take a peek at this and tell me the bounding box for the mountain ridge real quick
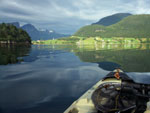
[7,22,70,40]
[92,13,132,26]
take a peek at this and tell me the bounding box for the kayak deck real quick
[64,78,121,113]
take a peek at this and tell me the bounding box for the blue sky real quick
[0,0,150,34]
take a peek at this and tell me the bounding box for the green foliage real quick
[0,23,31,43]
[74,25,108,37]
[74,15,150,38]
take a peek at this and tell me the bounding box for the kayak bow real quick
[64,69,150,113]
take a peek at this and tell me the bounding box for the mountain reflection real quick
[0,44,31,65]
[1,44,150,72]
[73,44,150,72]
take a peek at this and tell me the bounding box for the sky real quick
[0,0,150,34]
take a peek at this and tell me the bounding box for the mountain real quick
[74,14,150,38]
[21,24,70,40]
[8,22,70,40]
[21,24,40,40]
[0,23,31,43]
[22,24,38,32]
[92,13,132,26]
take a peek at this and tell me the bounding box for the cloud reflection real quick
[0,56,107,112]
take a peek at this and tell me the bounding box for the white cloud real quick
[135,0,150,14]
[0,0,150,34]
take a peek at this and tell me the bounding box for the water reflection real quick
[0,44,150,113]
[97,62,121,71]
[1,66,104,113]
[73,44,150,72]
[0,44,31,65]
[0,45,108,113]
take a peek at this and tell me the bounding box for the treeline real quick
[74,15,150,39]
[0,23,31,43]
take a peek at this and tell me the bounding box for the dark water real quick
[0,44,150,113]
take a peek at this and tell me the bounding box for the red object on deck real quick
[114,69,120,79]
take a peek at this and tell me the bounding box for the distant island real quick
[0,23,31,44]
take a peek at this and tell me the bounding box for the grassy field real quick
[32,36,149,45]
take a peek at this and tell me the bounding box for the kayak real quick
[64,69,150,113]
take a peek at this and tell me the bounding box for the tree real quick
[0,23,31,43]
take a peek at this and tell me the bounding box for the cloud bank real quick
[0,0,150,34]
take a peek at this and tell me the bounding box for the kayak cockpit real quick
[64,69,150,113]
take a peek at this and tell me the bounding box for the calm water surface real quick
[0,44,150,113]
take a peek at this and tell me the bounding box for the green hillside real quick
[0,23,31,44]
[74,14,150,39]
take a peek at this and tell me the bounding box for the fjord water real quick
[0,44,150,113]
